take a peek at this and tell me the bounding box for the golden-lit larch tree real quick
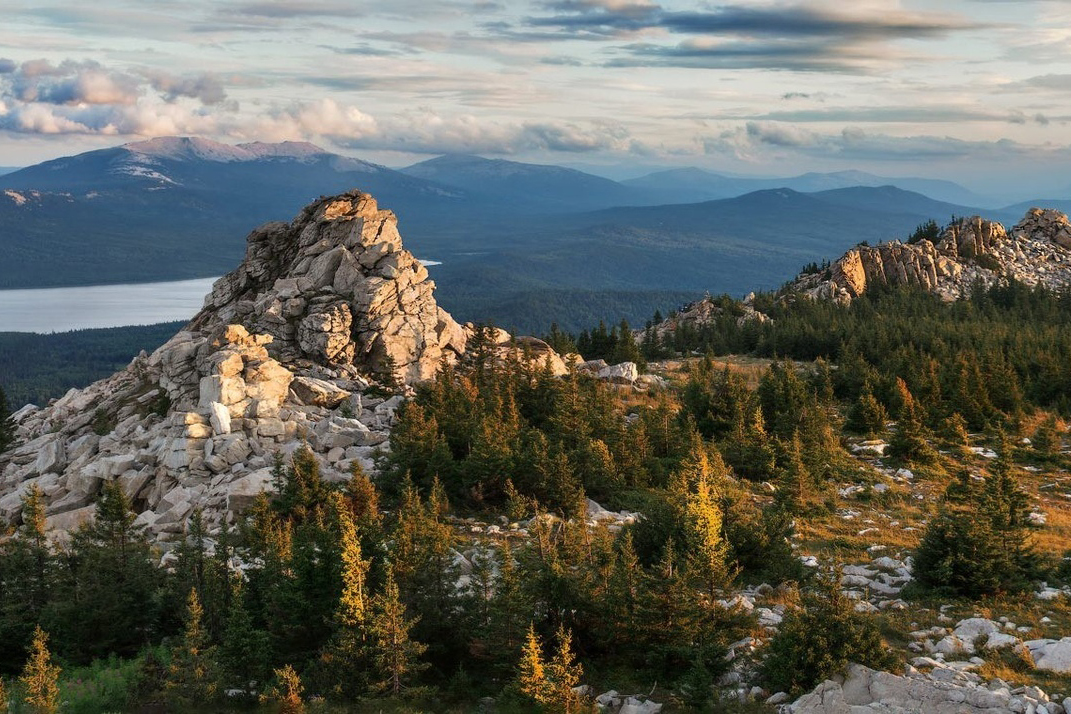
[20,626,60,714]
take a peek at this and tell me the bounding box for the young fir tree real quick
[0,386,15,455]
[889,378,937,464]
[165,588,217,707]
[845,383,888,437]
[762,575,894,695]
[370,565,428,697]
[915,440,1037,597]
[775,431,810,513]
[1032,415,1062,461]
[20,626,60,714]
[217,582,270,697]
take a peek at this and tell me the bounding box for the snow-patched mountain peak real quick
[122,137,333,163]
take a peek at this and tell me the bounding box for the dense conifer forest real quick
[0,281,1069,712]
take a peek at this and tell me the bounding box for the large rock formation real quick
[792,209,1071,303]
[0,191,469,542]
[188,191,466,383]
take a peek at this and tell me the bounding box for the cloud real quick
[0,59,16,74]
[141,70,229,105]
[703,121,1071,163]
[528,2,982,38]
[608,38,907,72]
[6,60,142,106]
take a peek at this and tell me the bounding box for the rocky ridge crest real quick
[0,191,470,541]
[793,208,1071,303]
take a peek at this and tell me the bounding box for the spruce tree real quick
[845,383,887,437]
[889,378,937,464]
[775,431,809,513]
[1032,415,1061,461]
[19,626,60,714]
[217,583,270,697]
[50,480,162,661]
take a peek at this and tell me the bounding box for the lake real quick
[0,260,441,333]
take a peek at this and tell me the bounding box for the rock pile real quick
[790,209,1071,304]
[787,663,1069,714]
[0,191,473,542]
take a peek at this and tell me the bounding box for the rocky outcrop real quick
[188,191,466,383]
[791,209,1071,304]
[0,191,474,543]
[787,663,1068,714]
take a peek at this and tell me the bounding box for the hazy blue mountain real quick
[0,138,1017,333]
[624,167,993,207]
[0,167,18,176]
[400,153,642,212]
[0,137,469,288]
[433,187,982,331]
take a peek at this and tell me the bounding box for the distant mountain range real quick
[0,136,1052,331]
[622,167,993,207]
[0,167,18,176]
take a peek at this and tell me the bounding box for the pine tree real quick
[370,566,428,696]
[165,588,217,706]
[20,626,60,714]
[0,386,16,455]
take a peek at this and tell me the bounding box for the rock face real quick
[791,209,1071,303]
[189,191,466,383]
[788,663,1063,714]
[0,191,469,542]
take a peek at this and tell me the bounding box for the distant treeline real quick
[0,322,183,407]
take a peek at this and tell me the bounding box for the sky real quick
[2,0,1071,196]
